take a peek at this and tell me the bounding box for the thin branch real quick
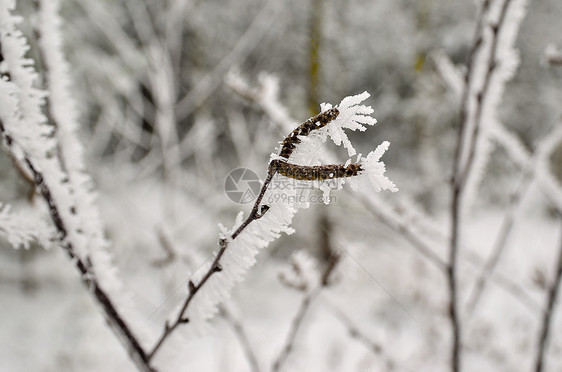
[272,288,321,372]
[228,69,540,314]
[175,0,280,121]
[534,219,562,372]
[272,253,340,372]
[465,169,532,315]
[147,103,342,360]
[332,309,414,372]
[147,167,276,361]
[457,0,513,188]
[359,194,448,272]
[447,188,462,372]
[449,2,512,371]
[454,0,492,186]
[333,309,384,354]
[491,271,542,315]
[219,306,261,372]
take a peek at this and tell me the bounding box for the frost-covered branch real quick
[491,120,562,212]
[0,125,153,371]
[147,168,276,361]
[226,72,294,132]
[148,92,397,362]
[230,70,542,327]
[0,2,152,371]
[449,1,528,370]
[465,121,562,315]
[175,0,281,121]
[227,72,451,272]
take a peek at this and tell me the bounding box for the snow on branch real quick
[149,92,397,360]
[36,0,118,280]
[1,2,152,370]
[448,1,529,370]
[0,203,52,249]
[457,0,529,209]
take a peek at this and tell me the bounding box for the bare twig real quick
[175,0,280,121]
[334,309,384,354]
[447,197,462,372]
[332,309,414,372]
[360,194,448,271]
[534,219,562,372]
[272,253,340,372]
[219,305,261,372]
[465,169,532,315]
[272,288,321,372]
[465,117,562,316]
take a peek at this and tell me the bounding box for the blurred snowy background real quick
[1,0,562,371]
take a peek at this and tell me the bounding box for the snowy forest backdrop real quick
[1,0,562,371]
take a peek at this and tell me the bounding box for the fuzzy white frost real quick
[320,91,377,157]
[182,91,396,335]
[349,141,398,193]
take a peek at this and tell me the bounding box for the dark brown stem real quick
[2,35,152,370]
[147,166,277,361]
[448,185,462,372]
[534,219,562,372]
[272,160,361,181]
[279,108,339,160]
[449,2,509,371]
[25,159,154,371]
[454,0,491,185]
[148,105,347,360]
